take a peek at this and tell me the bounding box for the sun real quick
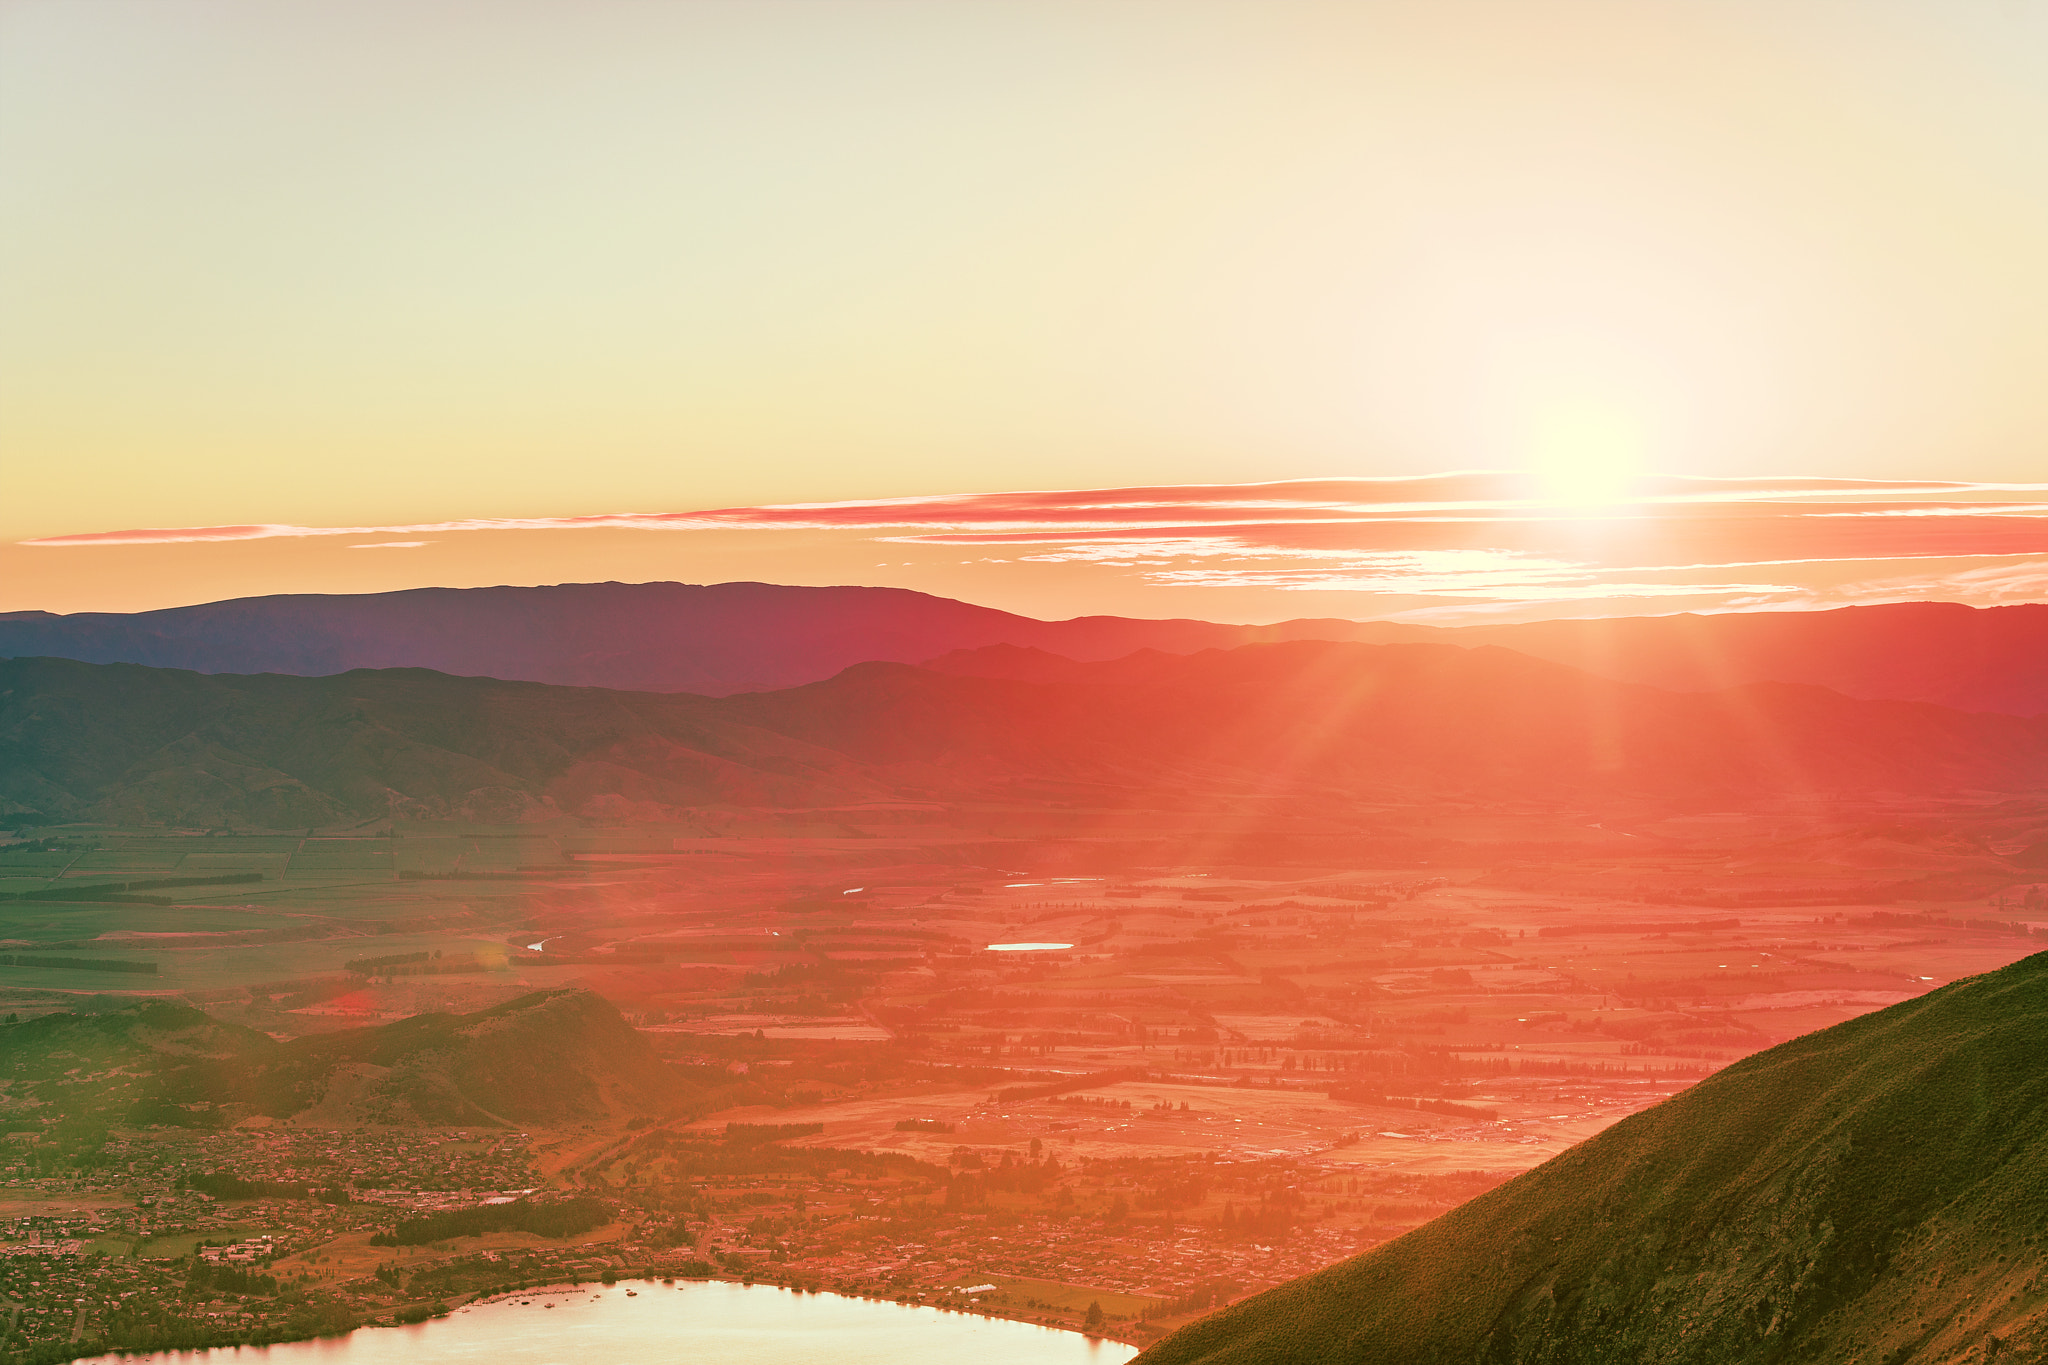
[1527,398,1645,505]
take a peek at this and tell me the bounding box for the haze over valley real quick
[11,1,2048,1360]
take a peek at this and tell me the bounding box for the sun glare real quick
[1528,398,1645,506]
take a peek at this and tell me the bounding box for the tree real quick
[1084,1301,1104,1331]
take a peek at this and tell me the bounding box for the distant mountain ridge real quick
[0,581,1403,696]
[4,644,2045,829]
[1137,949,2048,1365]
[1449,599,2048,717]
[5,582,2045,713]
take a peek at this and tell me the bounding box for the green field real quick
[0,830,587,895]
[0,935,553,993]
[138,1225,282,1260]
[0,826,598,992]
[0,903,280,940]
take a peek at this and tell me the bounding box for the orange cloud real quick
[17,474,2048,623]
[23,474,2048,546]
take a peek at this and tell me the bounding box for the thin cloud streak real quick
[22,474,2048,547]
[17,474,2048,621]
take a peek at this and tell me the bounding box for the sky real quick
[4,0,2047,623]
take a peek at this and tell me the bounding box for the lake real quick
[79,1280,1144,1365]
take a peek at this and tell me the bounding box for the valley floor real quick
[1,792,2044,1359]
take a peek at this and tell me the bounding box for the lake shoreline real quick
[75,1276,1142,1365]
[60,1268,1153,1365]
[466,1271,1159,1349]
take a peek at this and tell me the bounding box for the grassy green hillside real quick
[1139,950,2048,1365]
[208,986,696,1125]
[0,988,695,1133]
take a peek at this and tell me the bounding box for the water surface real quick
[83,1280,1141,1365]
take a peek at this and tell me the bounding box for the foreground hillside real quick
[5,641,2048,825]
[0,988,693,1128]
[1139,949,2048,1365]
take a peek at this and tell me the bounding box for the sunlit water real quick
[80,1280,1142,1365]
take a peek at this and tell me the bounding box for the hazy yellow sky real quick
[6,0,2048,617]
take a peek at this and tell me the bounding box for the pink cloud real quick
[19,474,2048,617]
[24,474,2048,548]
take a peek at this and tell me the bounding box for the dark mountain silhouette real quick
[1136,949,2048,1365]
[0,988,691,1129]
[0,581,1403,696]
[5,643,2047,828]
[4,583,2047,713]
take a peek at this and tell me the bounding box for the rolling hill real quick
[3,642,2048,829]
[0,655,881,827]
[736,644,2048,801]
[1137,949,2048,1365]
[0,988,693,1130]
[198,987,694,1126]
[1445,600,2048,718]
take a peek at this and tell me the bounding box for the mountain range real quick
[1138,948,2048,1365]
[5,641,2046,829]
[4,582,2045,714]
[0,582,1392,697]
